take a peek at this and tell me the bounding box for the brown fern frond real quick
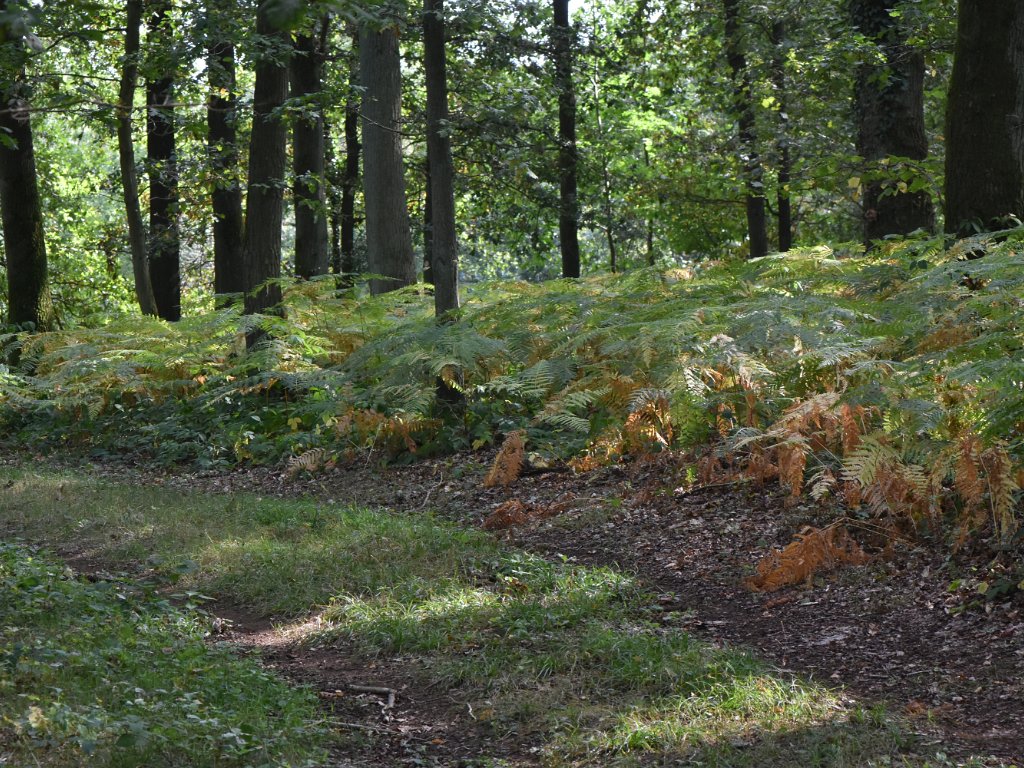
[777,437,809,498]
[481,499,531,530]
[483,430,526,487]
[285,447,330,479]
[745,525,869,592]
[980,445,1019,544]
[955,434,984,516]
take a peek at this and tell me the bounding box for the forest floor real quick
[2,449,1023,766]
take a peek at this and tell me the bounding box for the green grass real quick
[0,541,325,767]
[0,466,1012,767]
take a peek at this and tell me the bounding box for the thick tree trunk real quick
[118,0,158,316]
[770,21,792,252]
[291,25,330,279]
[0,2,53,331]
[945,2,1024,236]
[360,17,415,295]
[553,0,580,278]
[723,0,768,259]
[207,32,244,304]
[851,0,934,242]
[243,1,290,323]
[424,0,459,317]
[146,0,180,320]
[340,34,360,281]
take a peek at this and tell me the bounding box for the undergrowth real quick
[0,541,325,767]
[1,230,1023,549]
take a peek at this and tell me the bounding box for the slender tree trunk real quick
[360,15,415,294]
[424,0,459,316]
[340,32,360,281]
[945,1,1024,236]
[590,73,617,272]
[553,0,580,277]
[0,1,53,331]
[118,0,158,316]
[146,0,180,320]
[243,1,290,326]
[423,156,433,285]
[643,142,656,266]
[324,118,343,275]
[723,0,768,259]
[770,21,792,252]
[851,0,934,242]
[291,23,329,279]
[207,30,244,304]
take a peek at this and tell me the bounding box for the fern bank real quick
[1,232,1022,544]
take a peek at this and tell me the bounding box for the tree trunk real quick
[553,0,580,277]
[0,1,53,331]
[340,30,360,282]
[118,0,158,316]
[770,20,792,252]
[423,156,433,285]
[360,16,415,295]
[424,0,459,317]
[945,1,1024,236]
[723,0,768,259]
[146,0,180,320]
[324,118,343,276]
[851,0,934,242]
[243,1,290,324]
[291,24,329,279]
[207,30,244,304]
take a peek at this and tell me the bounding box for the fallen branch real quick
[348,683,396,709]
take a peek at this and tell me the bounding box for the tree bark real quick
[360,15,415,295]
[723,0,768,259]
[291,24,330,279]
[0,0,53,331]
[945,1,1024,236]
[770,20,792,252]
[242,1,290,324]
[118,0,158,316]
[424,0,459,317]
[146,0,180,320]
[340,31,360,282]
[553,0,580,277]
[851,0,934,242]
[207,29,244,304]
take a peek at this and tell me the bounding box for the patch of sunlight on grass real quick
[0,466,979,767]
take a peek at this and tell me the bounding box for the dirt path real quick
[18,451,1024,762]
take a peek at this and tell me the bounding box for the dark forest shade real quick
[146,0,180,321]
[117,0,157,317]
[553,0,580,278]
[242,1,290,321]
[723,0,768,259]
[424,0,459,317]
[850,0,933,243]
[291,27,329,280]
[0,0,53,331]
[207,34,244,303]
[945,1,1024,236]
[360,17,415,295]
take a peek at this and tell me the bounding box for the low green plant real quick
[0,541,325,767]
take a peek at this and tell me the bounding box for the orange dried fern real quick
[483,430,526,487]
[746,524,869,592]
